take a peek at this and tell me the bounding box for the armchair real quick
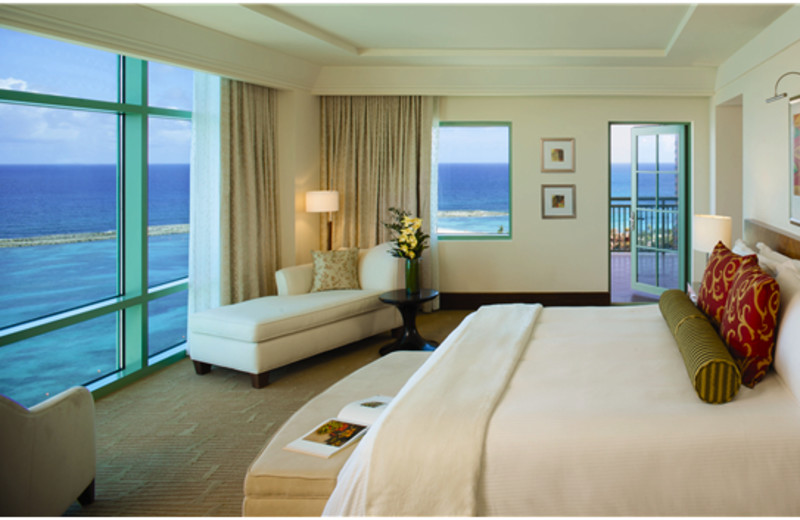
[0,386,96,516]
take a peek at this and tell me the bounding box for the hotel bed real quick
[323,220,800,516]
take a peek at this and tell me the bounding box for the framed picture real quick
[791,96,800,227]
[542,184,576,219]
[541,138,575,173]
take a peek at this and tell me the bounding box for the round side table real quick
[378,289,439,356]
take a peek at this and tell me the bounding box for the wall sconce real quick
[765,71,800,103]
[306,190,339,250]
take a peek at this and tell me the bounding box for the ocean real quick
[0,163,189,238]
[0,163,189,406]
[438,162,510,234]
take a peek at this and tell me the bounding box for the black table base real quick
[378,289,439,356]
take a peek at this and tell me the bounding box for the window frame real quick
[436,121,513,241]
[0,40,192,402]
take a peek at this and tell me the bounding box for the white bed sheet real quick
[479,304,800,516]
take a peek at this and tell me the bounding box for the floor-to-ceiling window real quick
[0,27,192,406]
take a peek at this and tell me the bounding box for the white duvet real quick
[326,304,800,516]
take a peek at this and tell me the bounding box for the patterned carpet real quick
[66,310,468,517]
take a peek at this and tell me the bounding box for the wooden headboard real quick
[744,219,800,261]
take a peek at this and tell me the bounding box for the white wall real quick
[713,98,743,242]
[713,7,800,239]
[437,95,710,294]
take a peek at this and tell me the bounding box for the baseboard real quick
[439,291,611,310]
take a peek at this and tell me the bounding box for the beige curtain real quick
[320,96,434,250]
[219,79,280,304]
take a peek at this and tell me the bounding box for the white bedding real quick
[324,304,540,516]
[326,304,800,516]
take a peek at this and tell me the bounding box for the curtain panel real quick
[320,95,438,306]
[220,79,281,304]
[320,96,434,249]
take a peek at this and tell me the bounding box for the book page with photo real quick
[284,395,392,458]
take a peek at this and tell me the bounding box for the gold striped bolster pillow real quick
[659,290,741,404]
[658,288,706,334]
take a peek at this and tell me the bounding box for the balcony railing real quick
[610,197,678,252]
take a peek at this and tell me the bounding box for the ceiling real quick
[148,3,792,69]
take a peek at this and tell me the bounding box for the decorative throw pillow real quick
[697,241,756,326]
[720,263,781,388]
[659,289,741,404]
[310,248,360,292]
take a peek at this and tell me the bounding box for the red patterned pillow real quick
[720,263,781,387]
[697,241,756,326]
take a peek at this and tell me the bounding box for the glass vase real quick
[405,257,421,295]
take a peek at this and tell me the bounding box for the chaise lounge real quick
[188,242,403,387]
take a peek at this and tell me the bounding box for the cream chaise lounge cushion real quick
[189,290,386,343]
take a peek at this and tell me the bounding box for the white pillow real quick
[773,261,800,402]
[757,242,800,273]
[732,238,756,256]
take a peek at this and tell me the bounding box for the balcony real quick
[610,197,679,303]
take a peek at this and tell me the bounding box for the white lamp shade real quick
[693,214,732,253]
[306,190,339,213]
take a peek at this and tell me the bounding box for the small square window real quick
[437,123,511,238]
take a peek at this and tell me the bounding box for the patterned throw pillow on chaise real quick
[310,248,360,292]
[697,241,756,326]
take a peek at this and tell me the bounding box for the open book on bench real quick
[284,395,392,458]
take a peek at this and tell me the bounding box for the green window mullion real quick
[119,57,149,375]
[0,88,188,118]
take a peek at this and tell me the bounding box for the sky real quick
[438,125,510,164]
[0,27,193,165]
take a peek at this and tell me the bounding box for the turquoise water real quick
[0,164,189,407]
[0,235,188,407]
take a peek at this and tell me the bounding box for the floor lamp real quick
[306,190,339,250]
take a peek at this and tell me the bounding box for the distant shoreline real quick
[438,210,508,218]
[0,224,189,248]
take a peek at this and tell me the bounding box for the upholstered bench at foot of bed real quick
[243,351,430,517]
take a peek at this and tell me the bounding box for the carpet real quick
[66,310,469,516]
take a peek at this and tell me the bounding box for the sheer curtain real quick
[189,72,222,315]
[189,76,281,315]
[320,96,439,301]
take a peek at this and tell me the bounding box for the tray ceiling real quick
[148,3,790,68]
